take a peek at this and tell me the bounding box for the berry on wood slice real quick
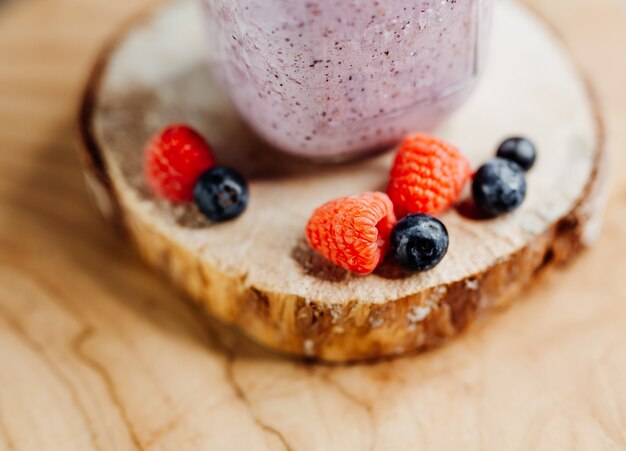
[194,166,249,222]
[496,137,537,171]
[387,134,472,218]
[391,214,449,272]
[472,158,527,218]
[144,124,215,202]
[306,192,397,275]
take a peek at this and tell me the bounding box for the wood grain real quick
[0,0,625,449]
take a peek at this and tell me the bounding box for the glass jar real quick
[202,0,493,160]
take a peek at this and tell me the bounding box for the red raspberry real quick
[387,134,472,217]
[144,125,216,202]
[306,192,397,275]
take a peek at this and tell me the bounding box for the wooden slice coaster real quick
[78,0,605,361]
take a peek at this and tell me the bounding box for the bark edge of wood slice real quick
[77,0,606,362]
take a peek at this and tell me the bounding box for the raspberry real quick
[387,134,472,217]
[144,125,216,202]
[306,192,397,275]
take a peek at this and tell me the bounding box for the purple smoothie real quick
[203,0,493,159]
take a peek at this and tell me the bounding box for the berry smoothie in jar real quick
[202,0,493,160]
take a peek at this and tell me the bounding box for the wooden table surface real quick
[1,0,625,450]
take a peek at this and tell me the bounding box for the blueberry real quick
[391,214,449,272]
[193,166,249,222]
[496,137,537,171]
[472,158,527,218]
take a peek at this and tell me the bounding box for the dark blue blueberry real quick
[193,166,249,222]
[496,137,537,171]
[391,214,449,272]
[472,158,527,218]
